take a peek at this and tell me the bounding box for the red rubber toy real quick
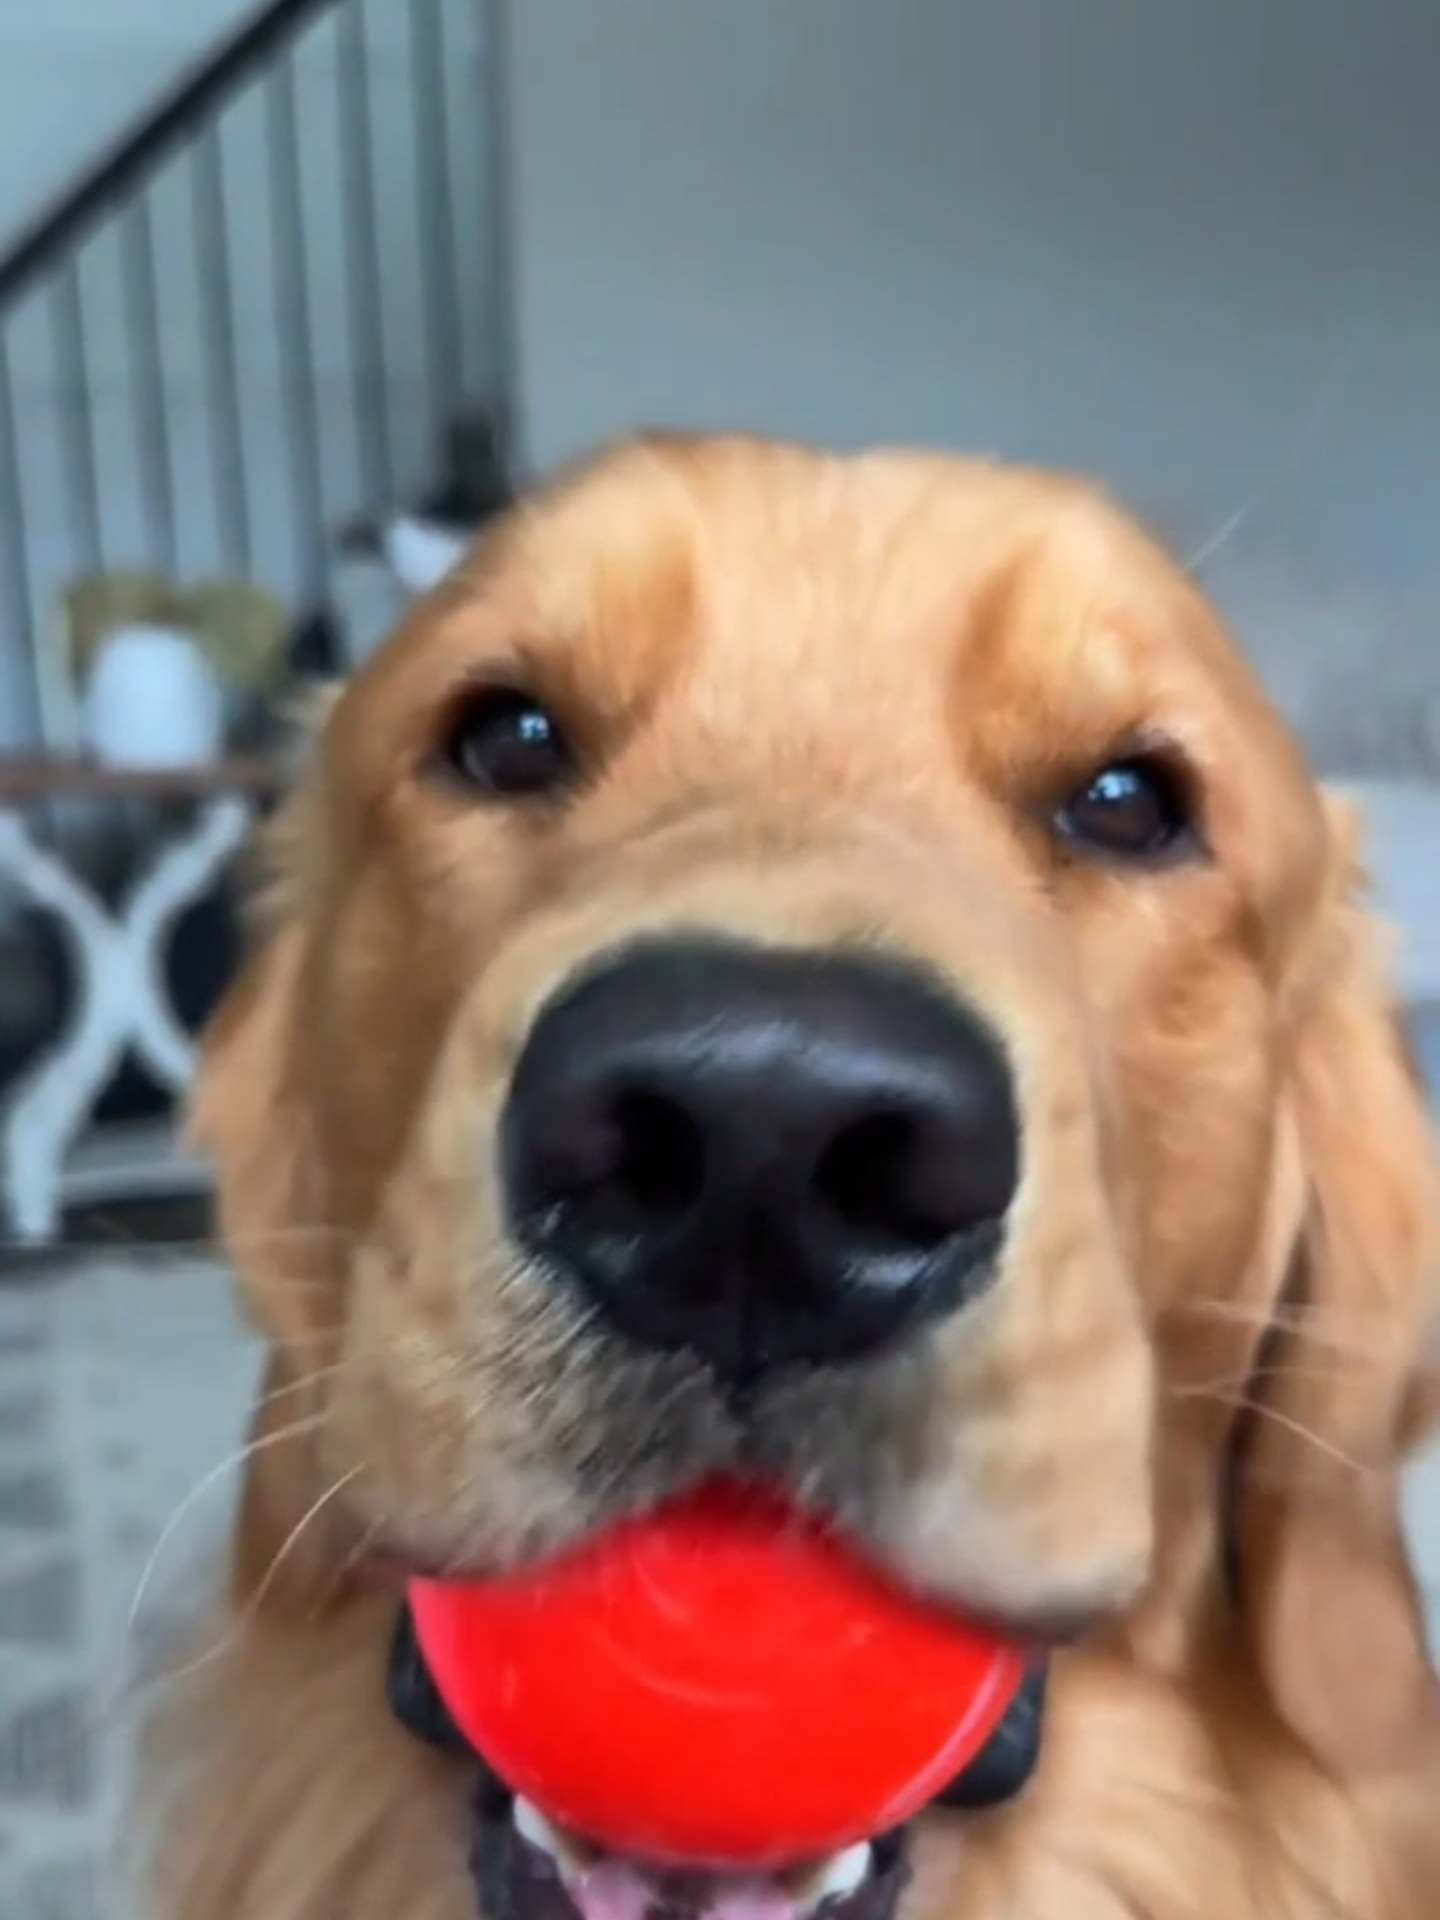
[408,1477,1025,1869]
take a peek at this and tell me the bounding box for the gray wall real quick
[0,1,256,247]
[504,0,1440,592]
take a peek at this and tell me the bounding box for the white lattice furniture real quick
[0,757,279,1246]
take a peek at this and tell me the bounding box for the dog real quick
[133,434,1440,1920]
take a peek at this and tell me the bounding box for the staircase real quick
[0,0,512,753]
[0,0,512,1243]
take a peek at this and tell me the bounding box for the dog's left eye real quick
[443,688,576,798]
[1055,757,1192,860]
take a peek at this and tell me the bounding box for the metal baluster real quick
[410,0,462,430]
[192,124,251,577]
[121,194,178,576]
[479,0,518,459]
[53,260,104,572]
[267,52,326,599]
[0,325,37,733]
[337,0,394,509]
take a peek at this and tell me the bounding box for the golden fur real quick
[133,435,1440,1919]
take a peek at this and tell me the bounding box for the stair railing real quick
[0,0,508,749]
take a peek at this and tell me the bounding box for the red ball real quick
[408,1478,1025,1869]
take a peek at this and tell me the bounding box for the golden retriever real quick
[133,434,1440,1920]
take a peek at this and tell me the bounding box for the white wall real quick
[0,0,500,752]
[0,1,262,249]
[503,0,1440,594]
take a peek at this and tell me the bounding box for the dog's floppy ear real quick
[191,922,321,1342]
[1235,796,1439,1775]
[188,785,363,1619]
[189,694,343,1349]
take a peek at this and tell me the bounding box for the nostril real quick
[811,1110,959,1256]
[503,1079,707,1247]
[608,1088,707,1219]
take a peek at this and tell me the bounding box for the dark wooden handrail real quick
[0,0,332,311]
[0,753,286,803]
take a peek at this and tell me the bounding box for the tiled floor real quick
[0,1249,260,1920]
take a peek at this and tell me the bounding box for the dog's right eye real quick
[442,687,577,798]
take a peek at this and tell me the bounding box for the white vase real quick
[81,623,226,770]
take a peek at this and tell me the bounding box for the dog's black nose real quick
[499,940,1019,1380]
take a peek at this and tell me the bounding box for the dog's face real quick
[194,436,1436,1917]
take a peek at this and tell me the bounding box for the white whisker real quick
[1184,290,1374,574]
[127,1412,326,1633]
[139,1463,368,1699]
[1176,1389,1370,1475]
[245,1463,366,1617]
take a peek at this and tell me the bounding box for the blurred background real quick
[0,2,1437,1913]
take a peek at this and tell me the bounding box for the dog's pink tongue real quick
[569,1858,799,1920]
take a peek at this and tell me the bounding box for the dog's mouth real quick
[388,1603,1045,1920]
[478,1785,909,1920]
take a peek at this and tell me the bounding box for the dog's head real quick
[193,436,1436,1908]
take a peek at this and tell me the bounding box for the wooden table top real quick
[0,754,285,804]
